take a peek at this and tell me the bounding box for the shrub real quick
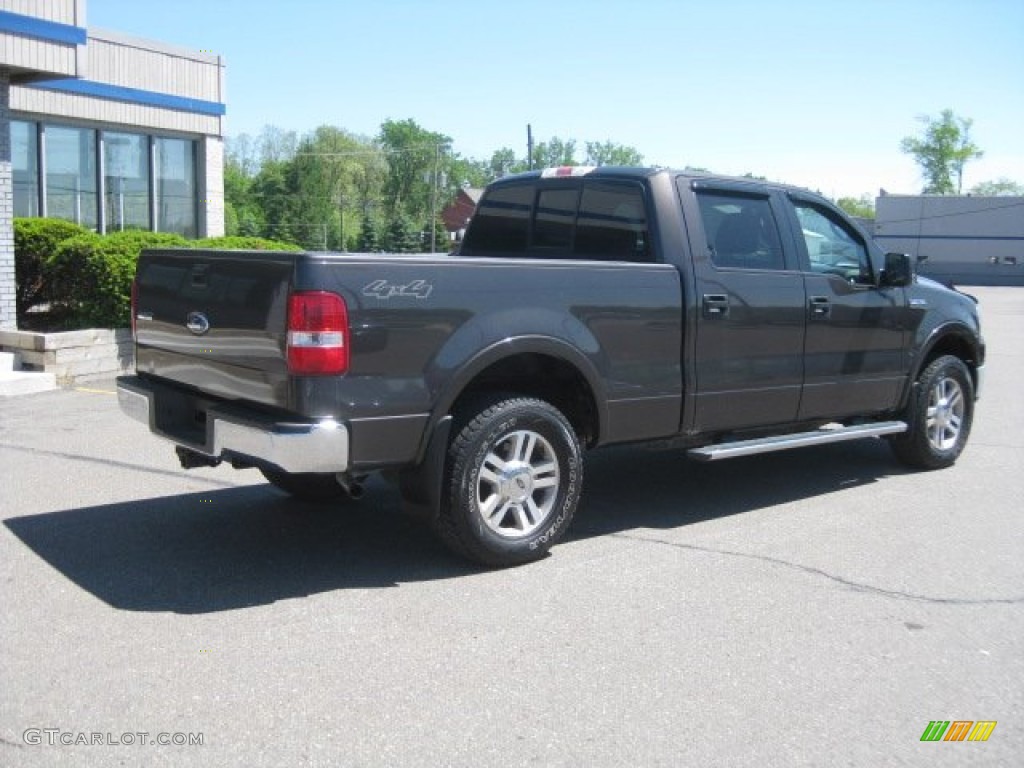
[49,231,189,328]
[191,236,302,251]
[20,225,301,330]
[13,217,91,324]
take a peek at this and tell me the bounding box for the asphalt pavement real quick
[1,287,1021,767]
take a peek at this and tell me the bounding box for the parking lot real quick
[2,286,1021,767]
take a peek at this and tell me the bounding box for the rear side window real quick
[575,182,650,261]
[462,179,652,261]
[460,183,533,253]
[696,191,784,271]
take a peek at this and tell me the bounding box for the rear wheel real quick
[889,355,974,469]
[435,396,583,567]
[260,468,351,502]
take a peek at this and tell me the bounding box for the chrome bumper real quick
[117,377,349,474]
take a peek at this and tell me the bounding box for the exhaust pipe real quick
[337,474,365,500]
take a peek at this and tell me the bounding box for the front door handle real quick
[809,296,831,318]
[703,294,730,318]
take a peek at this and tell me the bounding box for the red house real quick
[441,187,483,241]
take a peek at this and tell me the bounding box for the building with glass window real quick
[0,0,225,329]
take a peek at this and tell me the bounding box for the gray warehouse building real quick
[0,0,225,330]
[873,194,1024,286]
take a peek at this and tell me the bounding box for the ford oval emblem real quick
[186,311,210,336]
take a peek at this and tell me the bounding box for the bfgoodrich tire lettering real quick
[436,396,583,567]
[890,355,974,469]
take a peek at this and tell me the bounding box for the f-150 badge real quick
[362,279,433,300]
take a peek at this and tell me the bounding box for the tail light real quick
[287,291,349,375]
[130,279,138,337]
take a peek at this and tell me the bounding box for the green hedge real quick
[13,218,91,325]
[49,231,190,328]
[192,236,302,251]
[14,217,303,330]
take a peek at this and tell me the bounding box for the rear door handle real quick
[809,296,831,318]
[703,294,730,318]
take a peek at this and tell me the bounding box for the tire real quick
[889,355,974,470]
[259,468,350,502]
[436,396,583,567]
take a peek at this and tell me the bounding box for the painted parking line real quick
[74,387,117,395]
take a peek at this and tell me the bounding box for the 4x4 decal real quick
[362,279,433,300]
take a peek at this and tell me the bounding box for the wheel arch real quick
[902,323,983,408]
[400,336,604,524]
[430,336,606,453]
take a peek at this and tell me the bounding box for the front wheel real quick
[889,355,974,469]
[436,396,583,567]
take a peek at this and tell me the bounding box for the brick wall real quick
[0,70,15,330]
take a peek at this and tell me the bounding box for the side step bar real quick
[687,421,907,462]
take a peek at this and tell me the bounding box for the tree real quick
[531,137,577,169]
[379,118,451,223]
[584,140,644,167]
[970,178,1024,196]
[488,147,526,179]
[288,125,376,250]
[835,195,875,218]
[382,214,422,253]
[900,109,983,194]
[257,125,298,165]
[224,135,264,237]
[250,161,296,243]
[357,214,381,252]
[226,133,259,177]
[447,153,490,189]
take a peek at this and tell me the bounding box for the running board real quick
[687,421,907,462]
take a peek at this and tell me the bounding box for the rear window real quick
[533,188,579,250]
[461,179,653,262]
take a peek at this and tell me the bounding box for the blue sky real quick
[87,0,1023,199]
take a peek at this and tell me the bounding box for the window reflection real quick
[12,121,39,217]
[46,125,98,230]
[157,138,196,237]
[104,132,151,231]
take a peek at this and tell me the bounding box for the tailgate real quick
[133,248,298,408]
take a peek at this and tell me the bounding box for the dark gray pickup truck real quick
[118,166,985,566]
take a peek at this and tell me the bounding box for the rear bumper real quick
[117,375,349,474]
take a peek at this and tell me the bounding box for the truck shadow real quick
[570,438,902,541]
[5,440,903,614]
[4,476,459,614]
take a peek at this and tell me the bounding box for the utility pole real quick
[430,143,440,253]
[527,124,534,170]
[338,193,346,252]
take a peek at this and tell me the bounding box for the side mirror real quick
[881,252,913,287]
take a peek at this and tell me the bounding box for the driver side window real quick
[794,202,872,283]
